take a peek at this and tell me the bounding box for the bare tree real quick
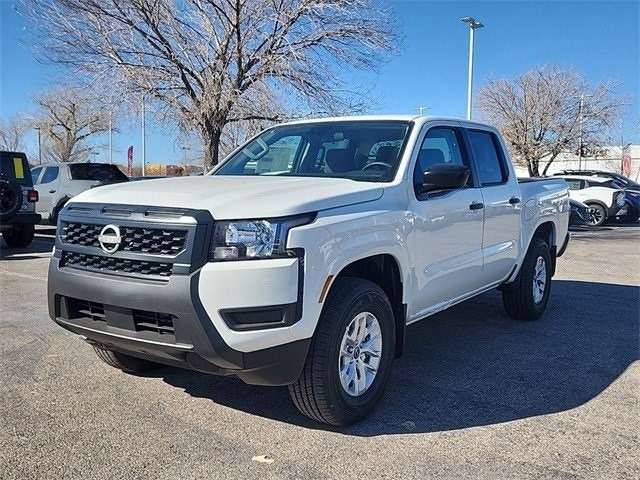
[0,115,30,152]
[24,0,397,167]
[33,87,112,163]
[476,65,626,176]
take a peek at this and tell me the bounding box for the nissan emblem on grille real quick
[98,224,122,254]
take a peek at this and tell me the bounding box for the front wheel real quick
[2,224,35,247]
[288,278,395,426]
[93,347,158,374]
[502,238,552,321]
[585,203,607,227]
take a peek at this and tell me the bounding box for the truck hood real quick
[70,175,384,219]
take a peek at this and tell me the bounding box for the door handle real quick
[469,202,484,210]
[49,189,56,193]
[509,197,521,205]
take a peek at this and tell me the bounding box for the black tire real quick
[585,203,607,227]
[93,346,158,374]
[288,278,395,426]
[0,175,23,222]
[2,224,35,247]
[49,199,68,226]
[502,238,552,321]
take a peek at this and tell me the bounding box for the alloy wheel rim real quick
[338,311,382,397]
[589,207,603,225]
[532,256,547,304]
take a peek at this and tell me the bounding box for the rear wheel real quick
[502,238,552,321]
[585,203,606,227]
[2,224,35,247]
[288,278,395,426]
[93,347,158,374]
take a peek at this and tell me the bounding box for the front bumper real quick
[47,204,311,386]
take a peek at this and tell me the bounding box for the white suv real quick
[554,175,627,226]
[30,163,129,225]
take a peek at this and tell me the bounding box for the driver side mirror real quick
[423,163,470,192]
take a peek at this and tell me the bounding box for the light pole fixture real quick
[461,16,484,120]
[181,146,190,162]
[414,106,430,116]
[34,126,42,164]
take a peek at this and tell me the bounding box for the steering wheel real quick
[362,161,392,171]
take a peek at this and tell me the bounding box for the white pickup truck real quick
[48,116,570,426]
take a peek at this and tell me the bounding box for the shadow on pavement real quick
[0,230,55,260]
[157,279,639,436]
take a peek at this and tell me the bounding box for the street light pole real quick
[35,127,42,164]
[578,94,584,171]
[108,112,113,165]
[414,106,430,115]
[461,17,484,120]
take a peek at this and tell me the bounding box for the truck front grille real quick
[61,222,188,255]
[62,251,173,278]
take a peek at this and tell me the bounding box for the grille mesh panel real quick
[61,222,188,255]
[63,251,172,277]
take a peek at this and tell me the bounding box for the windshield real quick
[69,164,128,182]
[214,121,412,182]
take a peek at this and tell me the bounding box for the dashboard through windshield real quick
[213,121,412,182]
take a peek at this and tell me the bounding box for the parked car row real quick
[551,170,639,228]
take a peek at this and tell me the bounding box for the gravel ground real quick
[1,224,638,479]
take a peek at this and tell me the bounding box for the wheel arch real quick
[532,221,557,276]
[583,199,608,211]
[332,254,406,359]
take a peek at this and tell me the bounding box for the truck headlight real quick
[209,213,315,261]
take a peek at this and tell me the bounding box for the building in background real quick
[514,145,640,179]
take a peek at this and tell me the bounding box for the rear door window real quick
[467,130,508,185]
[69,164,128,182]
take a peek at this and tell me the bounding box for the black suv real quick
[0,151,42,247]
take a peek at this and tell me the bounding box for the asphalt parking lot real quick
[1,224,638,479]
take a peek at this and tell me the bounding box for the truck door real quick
[408,125,485,320]
[465,129,521,284]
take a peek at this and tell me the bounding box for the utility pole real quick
[461,17,484,120]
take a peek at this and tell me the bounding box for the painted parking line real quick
[0,271,47,281]
[1,251,53,259]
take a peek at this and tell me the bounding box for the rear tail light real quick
[27,190,39,202]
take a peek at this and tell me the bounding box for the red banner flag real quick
[127,146,134,176]
[621,147,632,177]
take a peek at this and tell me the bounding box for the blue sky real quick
[1,0,638,166]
